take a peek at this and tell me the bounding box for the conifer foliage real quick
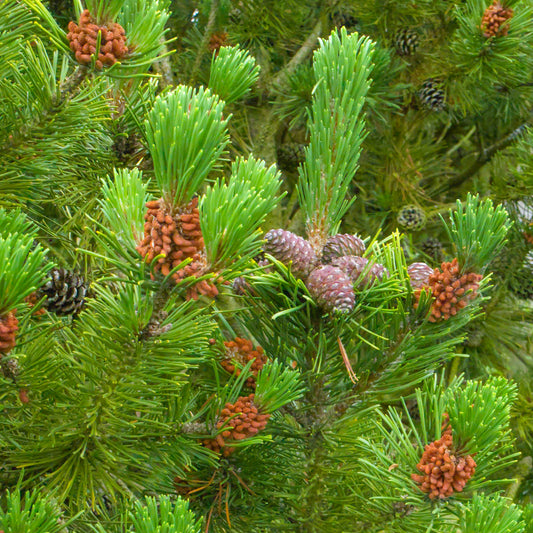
[1,1,533,532]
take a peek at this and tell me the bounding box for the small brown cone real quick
[321,233,366,263]
[414,258,482,323]
[481,1,513,38]
[0,312,18,355]
[411,417,476,499]
[263,229,318,279]
[222,337,267,389]
[203,394,270,456]
[306,265,355,313]
[67,9,128,70]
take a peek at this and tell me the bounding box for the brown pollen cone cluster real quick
[136,197,219,300]
[414,258,482,323]
[208,32,230,53]
[221,337,267,389]
[24,292,46,317]
[0,312,19,355]
[67,9,128,70]
[203,394,270,457]
[412,421,476,499]
[481,1,514,38]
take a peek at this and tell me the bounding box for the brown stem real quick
[271,19,323,93]
[447,124,528,190]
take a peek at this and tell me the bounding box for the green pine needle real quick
[128,495,202,533]
[458,493,525,533]
[255,360,303,413]
[145,85,229,207]
[0,488,79,533]
[99,167,149,252]
[209,45,260,104]
[298,28,375,240]
[442,193,512,272]
[0,211,53,315]
[200,156,282,271]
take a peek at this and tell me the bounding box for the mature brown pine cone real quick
[407,262,434,289]
[394,28,419,56]
[481,1,513,38]
[412,421,476,499]
[67,9,128,70]
[420,237,444,263]
[414,258,482,323]
[276,142,306,172]
[222,337,267,389]
[203,393,270,457]
[321,234,365,263]
[0,312,18,355]
[306,265,355,313]
[332,255,388,290]
[263,229,318,279]
[40,268,88,316]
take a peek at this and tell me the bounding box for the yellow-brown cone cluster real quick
[414,258,482,323]
[222,337,267,389]
[0,312,18,355]
[24,292,46,317]
[67,9,128,70]
[203,394,270,457]
[412,421,476,499]
[136,198,219,299]
[481,1,513,38]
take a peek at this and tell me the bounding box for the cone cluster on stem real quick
[414,258,482,322]
[412,418,477,500]
[67,9,128,70]
[136,198,219,300]
[221,337,267,389]
[481,1,514,38]
[263,228,388,313]
[203,394,270,457]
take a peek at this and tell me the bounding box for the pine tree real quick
[1,1,533,532]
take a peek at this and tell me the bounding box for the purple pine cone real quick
[264,229,318,279]
[321,233,366,263]
[407,262,434,289]
[332,255,389,290]
[306,265,355,313]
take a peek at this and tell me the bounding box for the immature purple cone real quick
[407,262,434,289]
[263,229,318,279]
[306,265,355,313]
[321,233,366,263]
[332,255,388,290]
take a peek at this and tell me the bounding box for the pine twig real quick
[189,0,219,85]
[271,19,323,93]
[448,124,529,189]
[56,66,89,103]
[153,37,174,88]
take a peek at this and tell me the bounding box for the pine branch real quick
[189,0,219,85]
[271,18,323,93]
[448,124,529,189]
